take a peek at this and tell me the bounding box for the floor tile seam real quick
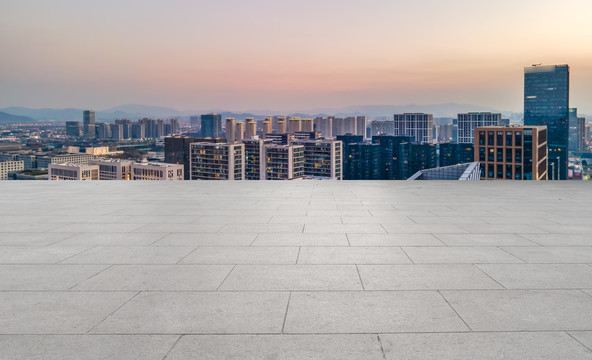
[84,290,142,335]
[495,246,528,263]
[472,264,507,289]
[565,331,592,354]
[249,234,261,247]
[68,264,115,290]
[376,334,388,360]
[174,246,202,265]
[160,334,183,360]
[436,290,473,332]
[46,232,81,246]
[55,246,100,264]
[354,264,366,291]
[215,265,237,291]
[2,288,590,293]
[149,233,174,246]
[281,291,293,333]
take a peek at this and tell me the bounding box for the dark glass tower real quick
[200,114,222,138]
[524,65,569,180]
[83,110,95,139]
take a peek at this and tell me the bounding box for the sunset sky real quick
[1,0,591,113]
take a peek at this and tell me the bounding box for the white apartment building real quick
[457,112,502,144]
[292,139,343,180]
[131,162,184,180]
[0,161,24,180]
[90,159,133,180]
[393,113,434,143]
[190,143,245,180]
[49,163,99,180]
[265,145,304,180]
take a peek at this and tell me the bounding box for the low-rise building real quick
[49,163,99,180]
[0,161,25,180]
[90,159,133,180]
[131,162,184,180]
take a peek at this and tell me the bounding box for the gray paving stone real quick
[219,265,362,291]
[0,292,136,334]
[381,332,592,360]
[402,247,524,264]
[49,223,146,233]
[477,264,592,289]
[0,264,108,290]
[442,290,592,331]
[92,292,289,334]
[0,335,178,360]
[458,224,548,234]
[166,334,385,360]
[284,291,469,333]
[220,223,305,233]
[502,247,592,263]
[74,265,233,291]
[347,234,445,246]
[269,216,343,224]
[569,331,592,352]
[298,247,412,264]
[434,233,539,246]
[119,215,201,224]
[0,232,76,246]
[252,234,349,247]
[55,233,168,246]
[181,246,299,264]
[153,233,257,246]
[134,223,224,233]
[358,265,502,290]
[382,224,467,234]
[61,246,196,264]
[518,234,592,246]
[409,216,488,224]
[341,216,414,224]
[303,224,387,234]
[0,223,66,233]
[0,246,90,264]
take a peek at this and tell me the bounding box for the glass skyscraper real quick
[200,114,222,138]
[524,64,569,180]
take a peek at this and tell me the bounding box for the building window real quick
[515,165,522,180]
[488,132,494,146]
[496,148,503,162]
[487,164,494,178]
[479,147,485,161]
[506,148,513,163]
[515,132,522,146]
[497,164,503,179]
[515,148,522,162]
[479,131,485,145]
[506,165,512,179]
[488,148,494,162]
[497,132,503,146]
[506,132,513,146]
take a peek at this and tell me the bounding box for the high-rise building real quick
[131,123,145,139]
[577,117,586,152]
[190,116,200,128]
[438,124,456,142]
[115,119,132,139]
[288,117,302,134]
[265,145,305,180]
[190,143,245,180]
[585,124,591,145]
[336,134,363,175]
[90,159,133,180]
[277,118,287,134]
[235,122,244,142]
[96,123,110,140]
[524,64,569,180]
[201,114,223,138]
[262,118,272,139]
[244,138,273,180]
[314,117,332,138]
[169,119,179,135]
[301,118,314,132]
[457,112,502,144]
[399,143,438,180]
[370,120,394,136]
[568,108,578,152]
[131,162,184,180]
[266,133,292,145]
[83,110,96,139]
[245,118,257,139]
[356,116,367,138]
[164,136,196,180]
[225,117,236,143]
[343,117,357,136]
[292,139,342,179]
[439,142,474,167]
[475,125,548,180]
[343,143,380,180]
[110,124,123,141]
[65,121,80,138]
[393,113,434,143]
[371,135,413,179]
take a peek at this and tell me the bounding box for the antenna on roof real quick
[532,63,542,67]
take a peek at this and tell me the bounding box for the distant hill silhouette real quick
[0,111,36,124]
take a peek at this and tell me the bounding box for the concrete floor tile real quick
[298,247,412,264]
[219,265,362,291]
[0,232,76,246]
[347,234,444,247]
[303,223,387,234]
[0,264,108,290]
[181,246,299,264]
[61,246,196,264]
[382,224,467,234]
[55,233,168,246]
[153,233,257,246]
[284,291,469,333]
[477,264,592,289]
[502,247,592,263]
[49,223,146,233]
[166,334,385,360]
[518,234,592,246]
[252,234,349,247]
[0,246,90,264]
[434,233,538,246]
[92,292,289,334]
[403,247,523,264]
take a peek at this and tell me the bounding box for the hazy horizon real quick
[1,0,591,113]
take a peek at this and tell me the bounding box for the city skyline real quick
[1,0,592,113]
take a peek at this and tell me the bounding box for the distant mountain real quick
[0,107,82,122]
[0,111,36,124]
[301,103,502,118]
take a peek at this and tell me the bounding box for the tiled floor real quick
[1,181,592,359]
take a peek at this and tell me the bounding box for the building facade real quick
[265,145,305,180]
[66,121,80,138]
[90,159,133,180]
[49,163,99,180]
[0,161,25,180]
[164,136,196,180]
[190,143,245,180]
[292,139,342,179]
[457,112,502,144]
[393,113,434,143]
[244,138,273,180]
[131,162,184,180]
[83,110,95,139]
[200,114,223,138]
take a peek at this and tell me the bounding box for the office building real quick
[225,118,236,143]
[343,143,380,180]
[90,159,132,180]
[262,118,272,139]
[83,110,95,139]
[457,112,502,144]
[356,116,367,138]
[190,116,200,128]
[131,162,184,180]
[288,117,302,134]
[371,135,413,179]
[235,122,244,142]
[294,131,320,140]
[201,114,223,138]
[277,118,287,134]
[95,123,110,140]
[585,124,591,146]
[245,118,257,139]
[399,143,438,180]
[244,138,273,180]
[336,134,363,176]
[164,136,196,180]
[569,108,578,152]
[190,143,245,180]
[438,124,455,142]
[0,161,24,180]
[265,145,304,180]
[524,64,569,179]
[393,113,434,143]
[475,125,548,180]
[439,143,475,167]
[266,133,292,145]
[110,124,123,141]
[370,120,394,137]
[65,121,80,138]
[49,163,99,180]
[37,154,95,169]
[314,117,332,138]
[577,117,586,152]
[292,139,342,179]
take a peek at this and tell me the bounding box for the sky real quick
[1,0,592,113]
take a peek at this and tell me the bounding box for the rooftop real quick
[1,181,592,359]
